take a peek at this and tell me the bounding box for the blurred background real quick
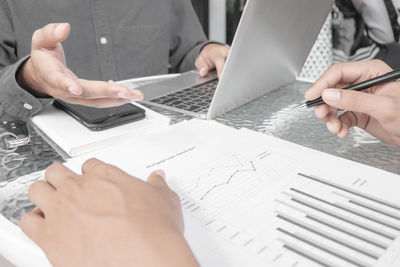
[191,0,331,81]
[192,0,247,44]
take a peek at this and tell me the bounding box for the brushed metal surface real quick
[1,80,399,266]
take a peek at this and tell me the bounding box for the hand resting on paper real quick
[17,23,143,108]
[305,60,400,147]
[20,159,198,267]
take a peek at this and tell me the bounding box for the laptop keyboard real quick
[149,79,218,113]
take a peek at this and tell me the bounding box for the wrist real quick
[201,42,228,52]
[134,227,199,267]
[16,58,48,97]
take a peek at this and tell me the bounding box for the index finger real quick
[28,181,56,214]
[45,162,78,189]
[81,158,123,178]
[81,158,105,174]
[78,79,143,101]
[81,158,141,184]
[305,62,366,101]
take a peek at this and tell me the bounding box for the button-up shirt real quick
[0,0,208,119]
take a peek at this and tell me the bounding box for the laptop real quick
[138,0,334,119]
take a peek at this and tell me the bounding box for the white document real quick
[31,103,170,157]
[2,119,400,267]
[63,119,400,267]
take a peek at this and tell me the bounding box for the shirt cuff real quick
[177,41,208,72]
[199,41,229,52]
[0,56,51,121]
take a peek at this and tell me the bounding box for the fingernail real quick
[155,169,166,179]
[117,91,143,101]
[200,67,208,75]
[130,96,142,101]
[68,86,82,96]
[323,89,341,102]
[54,23,66,37]
[326,121,334,132]
[130,92,144,101]
[117,92,130,99]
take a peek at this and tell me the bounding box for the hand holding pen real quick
[302,60,400,147]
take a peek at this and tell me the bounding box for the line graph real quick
[173,149,297,210]
[202,154,244,176]
[188,154,244,194]
[200,161,257,200]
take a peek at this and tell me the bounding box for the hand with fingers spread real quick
[20,159,198,267]
[195,43,230,78]
[17,23,143,108]
[305,60,400,147]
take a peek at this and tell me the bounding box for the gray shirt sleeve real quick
[0,1,49,121]
[0,57,52,121]
[352,0,395,44]
[169,0,210,72]
[0,0,213,121]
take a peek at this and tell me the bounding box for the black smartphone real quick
[53,100,146,131]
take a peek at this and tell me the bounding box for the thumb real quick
[32,23,70,50]
[147,170,169,189]
[322,88,393,120]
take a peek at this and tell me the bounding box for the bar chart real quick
[275,173,400,267]
[173,149,400,267]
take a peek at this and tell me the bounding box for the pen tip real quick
[293,103,307,110]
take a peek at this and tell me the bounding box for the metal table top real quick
[0,80,399,266]
[153,80,400,175]
[2,80,399,182]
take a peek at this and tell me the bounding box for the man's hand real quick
[20,159,198,267]
[17,23,143,108]
[195,43,230,78]
[305,60,400,147]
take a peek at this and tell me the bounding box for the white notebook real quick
[31,74,179,157]
[31,103,170,157]
[65,120,400,267]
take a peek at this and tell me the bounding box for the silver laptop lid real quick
[207,0,334,119]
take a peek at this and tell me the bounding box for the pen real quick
[294,69,400,110]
